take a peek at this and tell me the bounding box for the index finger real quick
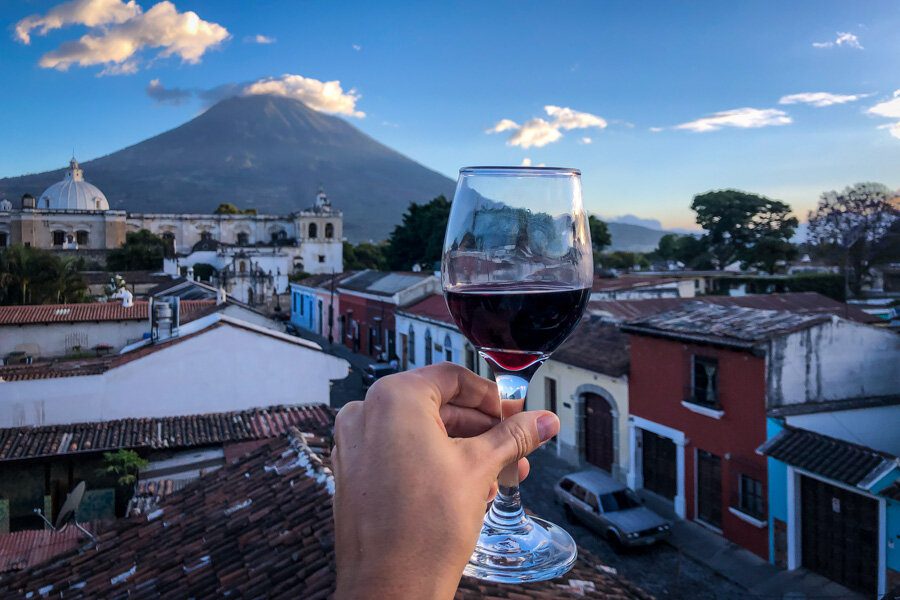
[407,363,501,419]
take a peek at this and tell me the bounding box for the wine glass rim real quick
[459,166,581,176]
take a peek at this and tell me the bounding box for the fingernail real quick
[536,414,557,442]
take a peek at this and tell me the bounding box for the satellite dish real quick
[55,481,86,529]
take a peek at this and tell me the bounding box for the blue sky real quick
[2,0,899,229]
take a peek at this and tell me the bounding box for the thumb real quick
[471,410,559,473]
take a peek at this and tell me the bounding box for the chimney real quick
[216,287,226,305]
[187,266,195,281]
[151,297,180,341]
[121,289,134,308]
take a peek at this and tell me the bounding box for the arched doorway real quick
[575,385,618,474]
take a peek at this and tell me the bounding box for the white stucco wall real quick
[529,359,630,480]
[0,323,349,427]
[394,313,492,374]
[0,321,148,358]
[766,318,900,407]
[786,404,900,456]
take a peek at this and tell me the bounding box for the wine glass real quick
[442,166,592,582]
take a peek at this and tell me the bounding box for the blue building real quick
[759,397,900,598]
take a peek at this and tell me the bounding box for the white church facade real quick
[0,158,344,284]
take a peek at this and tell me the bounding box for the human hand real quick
[333,363,559,600]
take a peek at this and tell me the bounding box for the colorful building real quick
[335,271,438,360]
[760,397,900,598]
[289,272,357,342]
[621,301,899,560]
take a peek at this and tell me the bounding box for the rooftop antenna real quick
[32,481,95,540]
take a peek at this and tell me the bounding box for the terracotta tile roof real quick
[590,292,879,324]
[621,302,831,348]
[0,405,335,462]
[397,293,455,325]
[80,271,175,286]
[2,431,651,599]
[0,525,97,574]
[758,426,897,488]
[552,316,629,378]
[0,300,216,326]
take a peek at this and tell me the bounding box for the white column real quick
[786,466,800,570]
[674,439,687,518]
[626,421,640,489]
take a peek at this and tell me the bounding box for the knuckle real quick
[508,422,532,461]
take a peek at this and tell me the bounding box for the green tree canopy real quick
[106,229,167,271]
[691,189,798,271]
[601,251,650,272]
[344,241,388,270]
[100,449,148,487]
[588,215,612,252]
[213,203,258,215]
[385,195,451,271]
[0,245,88,305]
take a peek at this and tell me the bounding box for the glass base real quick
[463,514,577,583]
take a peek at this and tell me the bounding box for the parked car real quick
[555,469,671,549]
[362,363,398,388]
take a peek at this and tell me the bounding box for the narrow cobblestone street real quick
[521,447,751,600]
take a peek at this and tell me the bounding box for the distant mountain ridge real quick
[606,221,683,252]
[0,95,456,242]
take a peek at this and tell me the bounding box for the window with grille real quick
[690,356,719,408]
[739,474,764,518]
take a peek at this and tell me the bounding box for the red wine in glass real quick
[445,283,590,371]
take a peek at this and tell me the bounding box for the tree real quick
[213,203,257,215]
[48,257,88,303]
[807,182,898,295]
[654,233,681,262]
[601,251,650,272]
[385,196,451,270]
[100,449,148,487]
[106,229,167,271]
[588,215,612,252]
[691,190,798,270]
[344,241,388,270]
[0,245,87,305]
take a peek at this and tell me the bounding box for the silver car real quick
[555,469,672,549]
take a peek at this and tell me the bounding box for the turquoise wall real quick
[766,418,788,564]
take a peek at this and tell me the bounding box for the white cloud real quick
[649,126,664,133]
[867,90,900,139]
[486,105,606,148]
[508,118,562,148]
[352,44,362,51]
[245,34,275,45]
[243,74,365,117]
[812,31,863,49]
[485,119,519,134]
[26,1,229,74]
[674,107,792,133]
[545,105,607,130]
[867,90,900,119]
[579,137,592,144]
[520,158,532,166]
[779,92,867,107]
[15,0,139,44]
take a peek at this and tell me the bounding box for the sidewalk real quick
[662,512,863,599]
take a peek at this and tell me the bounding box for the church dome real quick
[39,158,109,211]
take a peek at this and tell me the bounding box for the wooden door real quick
[584,393,614,472]
[696,450,722,528]
[642,430,676,500]
[801,475,878,595]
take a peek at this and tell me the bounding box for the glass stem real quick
[486,372,531,531]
